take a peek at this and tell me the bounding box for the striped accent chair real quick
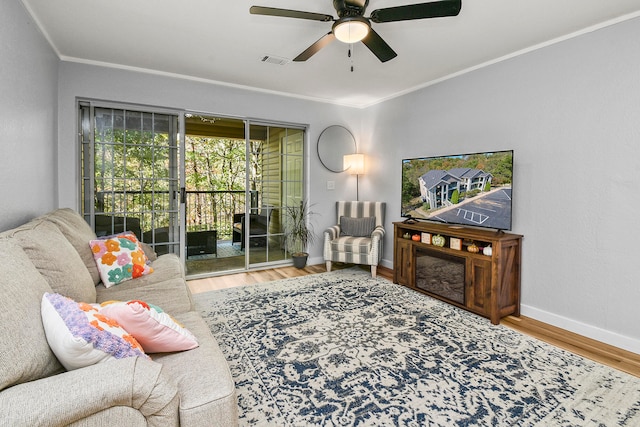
[324,201,386,278]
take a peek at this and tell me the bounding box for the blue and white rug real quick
[194,268,640,426]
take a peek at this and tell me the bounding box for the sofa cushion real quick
[41,292,149,370]
[151,311,238,425]
[41,208,102,285]
[99,300,198,353]
[96,254,194,315]
[0,238,64,391]
[1,220,96,302]
[90,232,153,288]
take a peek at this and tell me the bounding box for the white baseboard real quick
[521,304,640,355]
[380,258,393,269]
[307,256,325,266]
[308,257,394,270]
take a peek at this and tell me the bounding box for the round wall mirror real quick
[317,125,357,173]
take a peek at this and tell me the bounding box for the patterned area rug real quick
[194,268,640,426]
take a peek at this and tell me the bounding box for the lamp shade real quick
[343,153,365,175]
[333,18,369,44]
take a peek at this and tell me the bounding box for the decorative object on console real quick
[421,232,431,244]
[483,245,493,256]
[449,237,462,250]
[431,234,446,247]
[467,242,479,253]
[411,234,421,241]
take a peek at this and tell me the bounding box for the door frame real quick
[79,100,309,277]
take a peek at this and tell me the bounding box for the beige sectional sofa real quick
[0,209,238,426]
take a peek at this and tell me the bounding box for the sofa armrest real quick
[0,357,179,427]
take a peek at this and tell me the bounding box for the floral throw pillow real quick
[100,300,198,353]
[41,292,149,370]
[89,232,153,288]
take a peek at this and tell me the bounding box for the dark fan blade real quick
[369,0,461,23]
[293,32,336,62]
[361,28,397,62]
[250,6,333,22]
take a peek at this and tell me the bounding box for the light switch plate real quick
[327,180,335,190]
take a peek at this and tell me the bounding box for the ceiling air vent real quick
[261,55,290,66]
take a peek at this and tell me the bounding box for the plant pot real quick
[292,253,308,269]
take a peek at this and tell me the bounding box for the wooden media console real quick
[393,221,523,324]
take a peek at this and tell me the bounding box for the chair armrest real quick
[233,213,244,223]
[324,225,341,241]
[371,226,385,241]
[0,357,179,427]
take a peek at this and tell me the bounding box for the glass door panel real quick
[80,104,180,256]
[247,124,277,265]
[182,117,305,275]
[247,124,305,267]
[183,115,247,275]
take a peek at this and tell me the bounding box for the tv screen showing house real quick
[401,150,514,230]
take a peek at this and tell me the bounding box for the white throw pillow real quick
[41,292,149,370]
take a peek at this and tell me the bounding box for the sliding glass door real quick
[80,102,306,277]
[183,116,306,275]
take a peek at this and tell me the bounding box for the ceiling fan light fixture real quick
[333,17,369,44]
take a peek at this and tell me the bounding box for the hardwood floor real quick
[187,264,640,378]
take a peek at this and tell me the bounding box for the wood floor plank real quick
[187,264,640,378]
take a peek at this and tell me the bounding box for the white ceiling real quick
[21,0,640,108]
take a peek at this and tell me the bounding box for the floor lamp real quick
[343,153,365,201]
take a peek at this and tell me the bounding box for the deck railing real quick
[185,190,248,240]
[95,189,251,242]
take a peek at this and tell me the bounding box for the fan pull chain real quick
[349,44,354,72]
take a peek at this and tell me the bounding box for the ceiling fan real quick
[250,0,462,63]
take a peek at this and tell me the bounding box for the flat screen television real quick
[401,150,514,231]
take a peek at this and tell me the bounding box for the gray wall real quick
[0,1,58,229]
[363,17,640,352]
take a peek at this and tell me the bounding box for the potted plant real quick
[282,200,317,268]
